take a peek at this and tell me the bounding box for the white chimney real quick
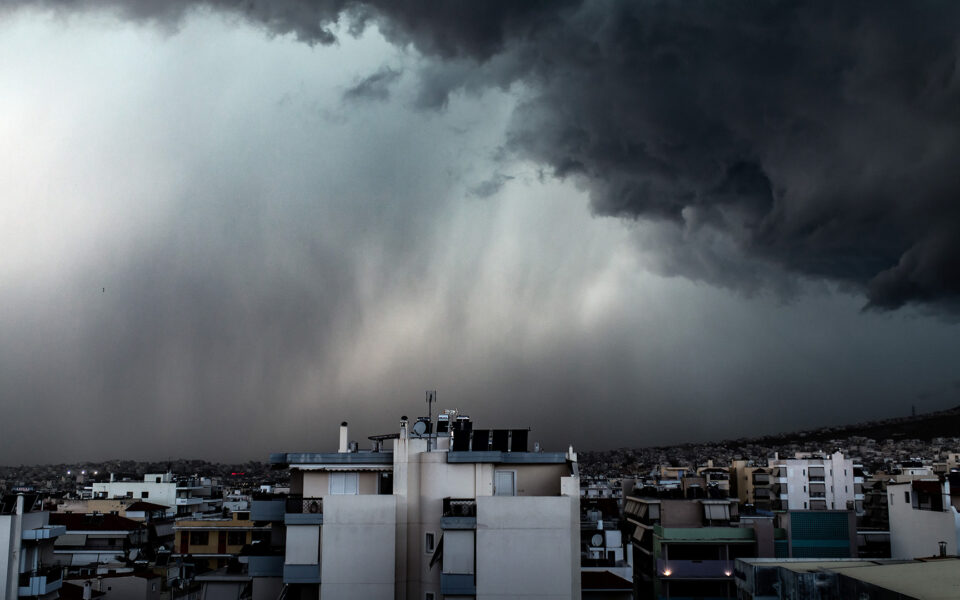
[83,582,92,600]
[339,422,349,453]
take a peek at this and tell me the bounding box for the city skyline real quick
[2,2,959,464]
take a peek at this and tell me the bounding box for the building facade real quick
[769,452,858,513]
[257,415,580,600]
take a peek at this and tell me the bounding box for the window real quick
[494,470,516,496]
[235,512,250,520]
[329,472,359,495]
[425,532,435,554]
[141,491,149,499]
[904,491,910,503]
[227,531,246,546]
[155,477,161,483]
[126,491,134,498]
[189,532,209,546]
[889,493,894,505]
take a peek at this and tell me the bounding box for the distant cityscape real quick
[1,405,959,599]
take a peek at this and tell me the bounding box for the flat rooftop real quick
[837,559,960,600]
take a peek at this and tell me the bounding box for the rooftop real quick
[50,513,145,532]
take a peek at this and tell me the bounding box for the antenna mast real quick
[426,390,436,450]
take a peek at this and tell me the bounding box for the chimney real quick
[83,582,92,600]
[339,422,349,453]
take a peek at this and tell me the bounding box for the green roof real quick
[655,525,756,542]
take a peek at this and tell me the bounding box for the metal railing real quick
[443,498,477,518]
[285,496,323,514]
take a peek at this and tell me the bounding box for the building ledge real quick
[285,513,323,525]
[446,451,567,464]
[270,452,393,466]
[440,516,476,530]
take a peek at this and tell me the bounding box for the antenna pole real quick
[426,390,436,451]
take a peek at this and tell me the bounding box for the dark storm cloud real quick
[12,2,960,308]
[468,173,513,199]
[343,65,401,102]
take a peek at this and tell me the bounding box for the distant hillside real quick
[724,405,960,449]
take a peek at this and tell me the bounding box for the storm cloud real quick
[1,3,960,463]
[7,0,960,310]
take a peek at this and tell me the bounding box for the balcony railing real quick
[286,496,323,515]
[443,498,477,518]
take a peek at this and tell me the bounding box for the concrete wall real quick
[321,494,396,600]
[301,471,381,497]
[443,530,475,574]
[90,482,178,508]
[476,495,580,600]
[513,464,566,496]
[99,575,161,600]
[286,525,320,565]
[888,482,960,559]
[0,515,12,599]
[660,499,702,527]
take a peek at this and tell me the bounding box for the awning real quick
[296,465,391,471]
[54,534,86,546]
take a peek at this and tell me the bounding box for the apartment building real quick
[48,513,149,573]
[254,413,580,600]
[0,494,66,600]
[729,461,773,512]
[624,493,773,600]
[173,511,271,570]
[90,473,222,516]
[768,451,859,513]
[888,474,960,559]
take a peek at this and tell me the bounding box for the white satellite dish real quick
[412,420,428,437]
[590,533,604,547]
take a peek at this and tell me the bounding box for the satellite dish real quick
[412,420,428,437]
[590,533,604,547]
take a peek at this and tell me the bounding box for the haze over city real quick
[2,1,960,464]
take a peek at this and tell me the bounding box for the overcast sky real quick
[2,2,959,464]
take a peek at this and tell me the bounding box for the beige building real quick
[174,512,271,570]
[257,414,580,600]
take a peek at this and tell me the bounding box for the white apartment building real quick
[888,477,960,559]
[769,451,859,513]
[253,414,581,600]
[90,473,222,516]
[0,494,66,600]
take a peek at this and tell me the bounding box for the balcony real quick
[247,555,284,577]
[250,495,286,522]
[284,496,323,525]
[441,573,476,595]
[441,498,477,530]
[752,474,771,485]
[656,559,733,579]
[22,525,66,541]
[18,566,62,597]
[283,564,321,584]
